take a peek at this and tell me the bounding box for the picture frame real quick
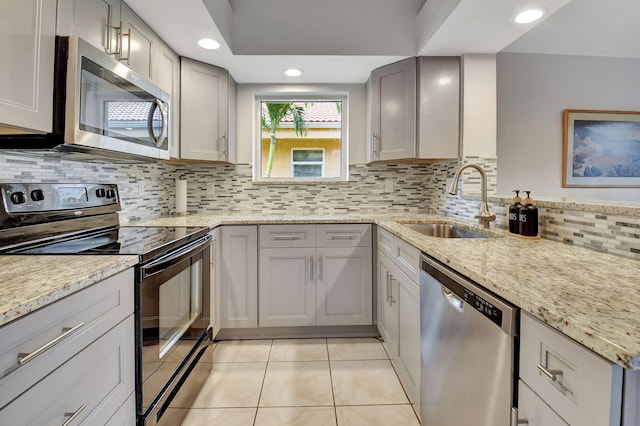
[563,109,640,188]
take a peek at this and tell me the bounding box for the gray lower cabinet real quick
[517,312,625,426]
[220,225,258,328]
[376,227,420,417]
[0,316,135,425]
[258,224,373,328]
[518,379,568,426]
[0,268,135,424]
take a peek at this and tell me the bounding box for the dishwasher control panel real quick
[462,288,503,327]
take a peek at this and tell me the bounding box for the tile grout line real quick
[252,339,274,426]
[326,338,340,426]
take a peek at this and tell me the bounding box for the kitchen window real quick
[254,95,347,182]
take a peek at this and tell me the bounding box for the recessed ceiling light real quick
[284,68,302,77]
[514,9,544,24]
[197,38,220,50]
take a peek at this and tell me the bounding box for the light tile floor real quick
[161,337,421,426]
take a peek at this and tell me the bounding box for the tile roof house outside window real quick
[258,100,346,181]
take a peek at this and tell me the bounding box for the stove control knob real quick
[96,188,106,198]
[10,191,26,205]
[106,189,116,198]
[30,189,45,202]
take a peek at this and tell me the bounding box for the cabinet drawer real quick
[317,224,371,247]
[259,224,316,248]
[105,393,135,426]
[376,227,394,257]
[518,380,568,426]
[0,268,134,408]
[520,312,623,426]
[0,315,135,424]
[393,237,420,283]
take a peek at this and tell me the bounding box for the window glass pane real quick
[292,149,323,162]
[259,100,342,180]
[293,164,322,177]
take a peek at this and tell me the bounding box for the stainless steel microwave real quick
[0,36,170,161]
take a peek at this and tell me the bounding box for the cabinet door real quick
[209,228,221,338]
[120,3,153,80]
[259,247,316,327]
[417,56,460,159]
[518,380,568,426]
[316,246,373,326]
[59,0,121,54]
[377,251,398,359]
[369,57,416,162]
[180,58,230,162]
[220,226,258,328]
[154,40,180,158]
[0,0,55,133]
[396,269,421,410]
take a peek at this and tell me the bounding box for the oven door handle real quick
[141,235,211,278]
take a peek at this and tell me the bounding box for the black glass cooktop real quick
[1,226,209,262]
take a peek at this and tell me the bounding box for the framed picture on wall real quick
[563,109,640,187]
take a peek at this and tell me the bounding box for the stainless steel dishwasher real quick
[420,254,518,426]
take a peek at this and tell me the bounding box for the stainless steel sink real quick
[402,223,492,238]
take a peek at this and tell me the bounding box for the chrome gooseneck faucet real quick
[447,163,496,228]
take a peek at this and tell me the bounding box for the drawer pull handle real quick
[18,322,85,366]
[537,364,562,381]
[61,404,86,426]
[273,234,304,240]
[328,234,357,240]
[537,364,573,396]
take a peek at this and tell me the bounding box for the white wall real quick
[496,52,640,202]
[235,83,366,164]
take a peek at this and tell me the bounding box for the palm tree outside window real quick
[257,98,345,180]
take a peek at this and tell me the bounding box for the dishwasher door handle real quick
[442,286,464,312]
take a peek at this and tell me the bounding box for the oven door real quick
[136,235,211,425]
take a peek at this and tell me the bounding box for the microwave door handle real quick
[147,99,168,147]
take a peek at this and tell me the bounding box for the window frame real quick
[253,93,348,182]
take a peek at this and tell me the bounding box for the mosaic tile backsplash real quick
[0,152,638,260]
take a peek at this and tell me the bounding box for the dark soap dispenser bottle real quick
[508,190,522,234]
[519,191,539,237]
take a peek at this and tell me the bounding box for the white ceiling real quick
[125,0,639,84]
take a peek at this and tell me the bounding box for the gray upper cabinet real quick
[180,58,237,163]
[0,0,56,133]
[154,39,181,158]
[57,0,121,54]
[367,56,460,163]
[417,56,460,159]
[368,57,417,162]
[120,2,154,80]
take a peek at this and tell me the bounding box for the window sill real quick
[252,179,349,185]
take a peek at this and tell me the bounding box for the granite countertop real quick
[2,212,639,370]
[0,255,139,326]
[134,212,640,369]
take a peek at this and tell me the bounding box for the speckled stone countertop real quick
[3,212,639,370]
[131,212,640,369]
[0,255,139,327]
